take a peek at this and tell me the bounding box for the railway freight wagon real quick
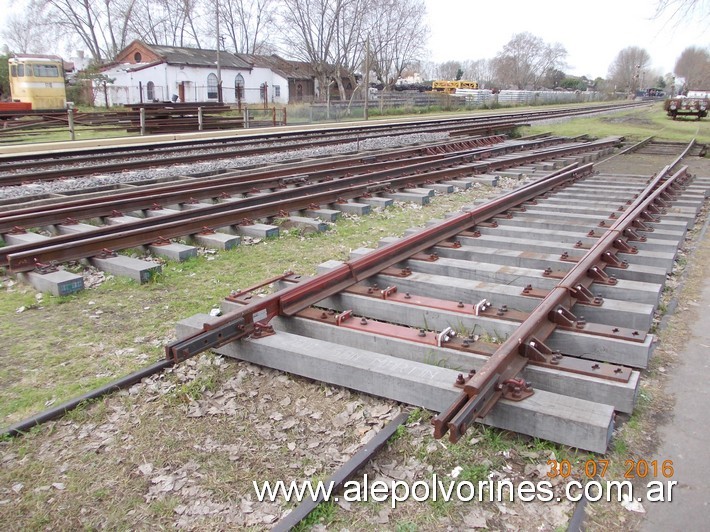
[3,55,67,112]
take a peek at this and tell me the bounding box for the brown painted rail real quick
[165,163,594,362]
[2,137,620,271]
[0,135,510,232]
[433,142,696,442]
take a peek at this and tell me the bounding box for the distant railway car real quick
[664,96,708,120]
[6,55,67,111]
[431,80,479,93]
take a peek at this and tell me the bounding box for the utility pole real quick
[364,37,370,121]
[216,0,223,103]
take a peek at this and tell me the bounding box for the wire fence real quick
[2,89,617,143]
[292,90,609,123]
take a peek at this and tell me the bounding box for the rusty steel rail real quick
[1,137,620,271]
[432,141,696,442]
[0,120,525,186]
[0,101,642,164]
[0,135,510,232]
[0,101,647,185]
[165,163,594,362]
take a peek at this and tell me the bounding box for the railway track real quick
[0,101,647,187]
[1,134,707,529]
[0,134,622,277]
[168,139,708,453]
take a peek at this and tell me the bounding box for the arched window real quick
[235,74,244,100]
[134,52,142,62]
[207,73,218,99]
[146,81,155,101]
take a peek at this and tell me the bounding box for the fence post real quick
[198,107,204,131]
[272,107,276,126]
[140,107,146,136]
[282,107,287,126]
[67,109,75,141]
[244,108,249,129]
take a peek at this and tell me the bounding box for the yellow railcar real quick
[7,55,67,111]
[431,80,479,93]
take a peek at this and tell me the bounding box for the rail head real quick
[165,163,594,363]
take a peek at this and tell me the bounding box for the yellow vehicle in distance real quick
[5,54,67,112]
[431,80,479,94]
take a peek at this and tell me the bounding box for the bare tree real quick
[332,0,370,100]
[674,46,710,90]
[491,33,567,89]
[1,13,52,53]
[462,59,495,89]
[368,0,428,91]
[654,0,710,21]
[278,0,350,101]
[31,0,137,62]
[435,61,462,81]
[607,46,651,93]
[220,0,276,54]
[130,0,205,48]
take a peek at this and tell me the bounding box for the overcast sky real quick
[2,0,707,79]
[423,0,708,78]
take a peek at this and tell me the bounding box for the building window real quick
[235,74,244,99]
[33,64,60,77]
[147,81,155,101]
[134,52,142,62]
[274,85,281,98]
[207,73,218,99]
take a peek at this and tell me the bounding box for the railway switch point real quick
[175,315,616,453]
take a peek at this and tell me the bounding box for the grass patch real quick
[526,103,710,145]
[1,104,707,530]
[0,184,493,426]
[293,500,337,531]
